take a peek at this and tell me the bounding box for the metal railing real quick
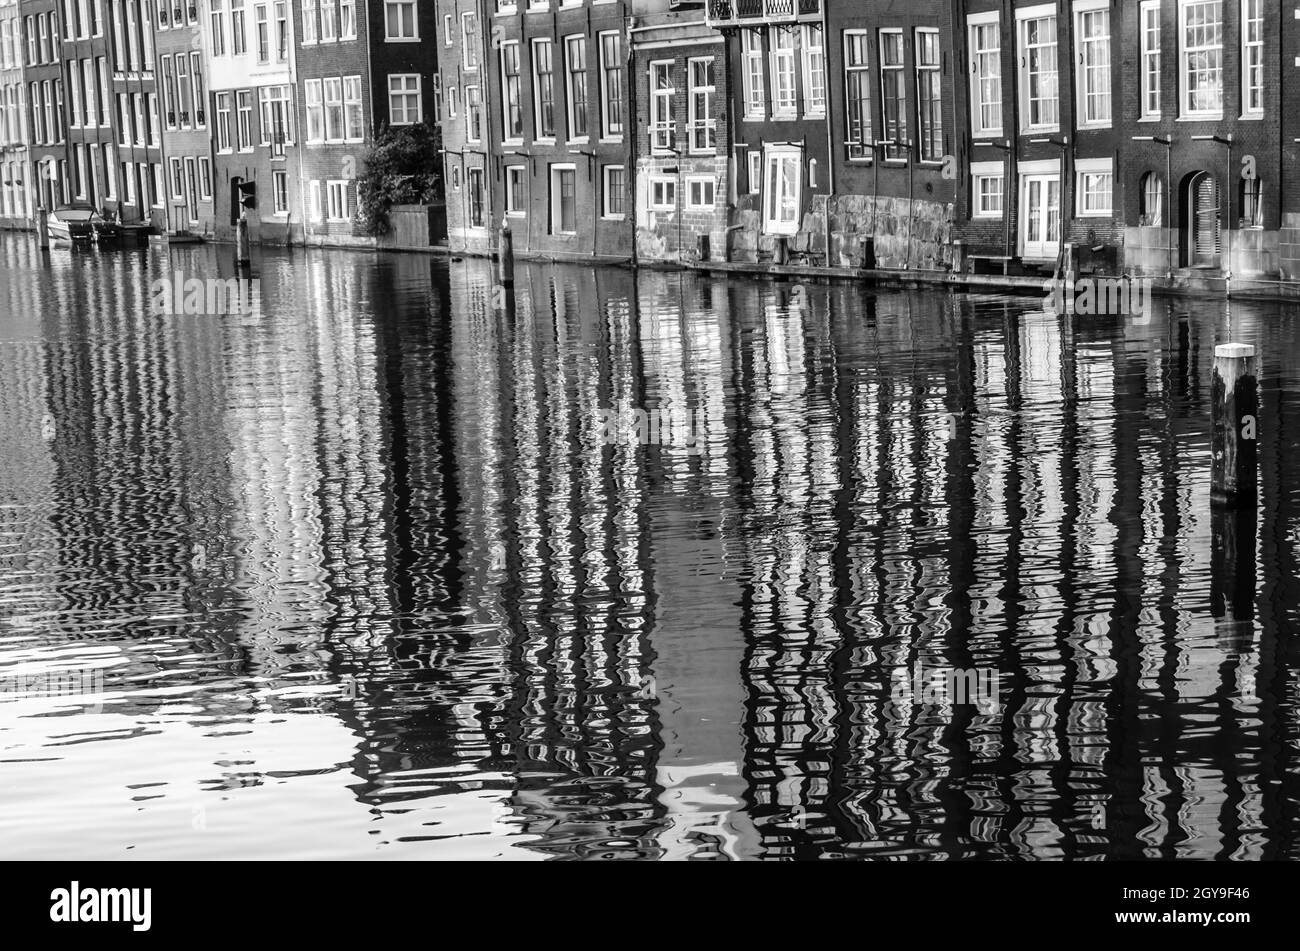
[707,0,820,24]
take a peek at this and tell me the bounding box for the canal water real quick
[2,235,1299,860]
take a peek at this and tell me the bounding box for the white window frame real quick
[685,175,715,211]
[801,23,825,117]
[843,30,872,160]
[740,27,764,121]
[748,150,761,195]
[271,168,288,216]
[1139,1,1161,120]
[648,175,675,212]
[649,59,673,152]
[564,34,588,143]
[970,160,1004,219]
[388,73,421,125]
[1075,157,1112,217]
[505,164,525,216]
[914,27,943,162]
[769,24,797,119]
[597,31,623,140]
[1073,0,1110,129]
[1179,0,1223,118]
[601,164,624,219]
[1241,0,1262,117]
[326,178,348,221]
[1016,4,1059,134]
[687,56,715,154]
[549,162,576,234]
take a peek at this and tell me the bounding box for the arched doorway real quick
[1181,171,1220,268]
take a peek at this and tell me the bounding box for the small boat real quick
[48,204,123,245]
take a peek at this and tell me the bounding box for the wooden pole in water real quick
[235,215,251,267]
[1211,343,1257,508]
[37,206,49,251]
[497,222,515,288]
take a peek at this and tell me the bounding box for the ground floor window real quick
[326,179,349,221]
[971,162,1003,218]
[1240,177,1263,229]
[1141,172,1164,227]
[649,177,675,211]
[686,176,715,210]
[505,165,525,216]
[1075,158,1112,217]
[550,164,576,234]
[467,166,485,228]
[602,165,624,219]
[272,170,288,215]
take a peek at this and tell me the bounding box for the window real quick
[326,179,348,220]
[969,15,1006,137]
[255,2,268,63]
[649,177,675,211]
[844,31,871,159]
[649,61,672,151]
[770,25,796,117]
[175,53,190,125]
[340,0,355,40]
[323,77,343,141]
[748,151,761,194]
[343,75,363,140]
[272,169,288,214]
[566,36,588,140]
[259,85,292,148]
[1240,176,1262,227]
[169,155,183,198]
[741,28,764,120]
[533,38,555,138]
[302,0,315,44]
[385,0,416,40]
[465,85,482,142]
[442,13,450,45]
[602,165,624,219]
[1019,10,1058,131]
[1242,0,1262,115]
[1139,2,1161,119]
[501,41,522,140]
[199,157,212,200]
[971,162,1003,218]
[687,58,715,153]
[599,32,622,138]
[1180,0,1222,116]
[447,86,457,118]
[550,164,575,234]
[1140,172,1164,226]
[505,164,525,216]
[462,12,479,70]
[275,1,288,60]
[232,0,246,55]
[304,79,322,141]
[915,29,942,161]
[319,0,335,41]
[82,58,96,126]
[1075,3,1110,127]
[764,146,801,234]
[215,91,232,149]
[1076,158,1112,216]
[190,52,206,126]
[236,89,252,149]
[467,166,485,227]
[686,177,715,210]
[309,180,322,221]
[879,30,907,160]
[389,74,421,125]
[802,24,825,116]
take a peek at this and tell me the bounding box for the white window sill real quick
[1077,210,1112,218]
[1176,114,1223,122]
[972,212,1003,220]
[385,37,421,43]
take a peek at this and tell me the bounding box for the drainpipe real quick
[820,2,833,266]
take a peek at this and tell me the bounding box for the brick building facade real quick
[18,0,66,217]
[154,0,214,236]
[1,0,31,228]
[630,0,727,264]
[706,0,830,265]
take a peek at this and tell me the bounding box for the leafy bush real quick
[355,123,443,236]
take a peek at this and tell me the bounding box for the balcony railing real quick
[706,0,820,26]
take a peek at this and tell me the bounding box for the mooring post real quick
[235,214,251,267]
[1211,343,1258,508]
[497,223,514,288]
[37,206,50,251]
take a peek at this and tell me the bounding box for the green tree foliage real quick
[355,123,443,236]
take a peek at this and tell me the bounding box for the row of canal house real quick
[0,0,445,245]
[441,0,1300,284]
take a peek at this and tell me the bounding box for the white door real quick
[1020,173,1060,260]
[764,146,802,235]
